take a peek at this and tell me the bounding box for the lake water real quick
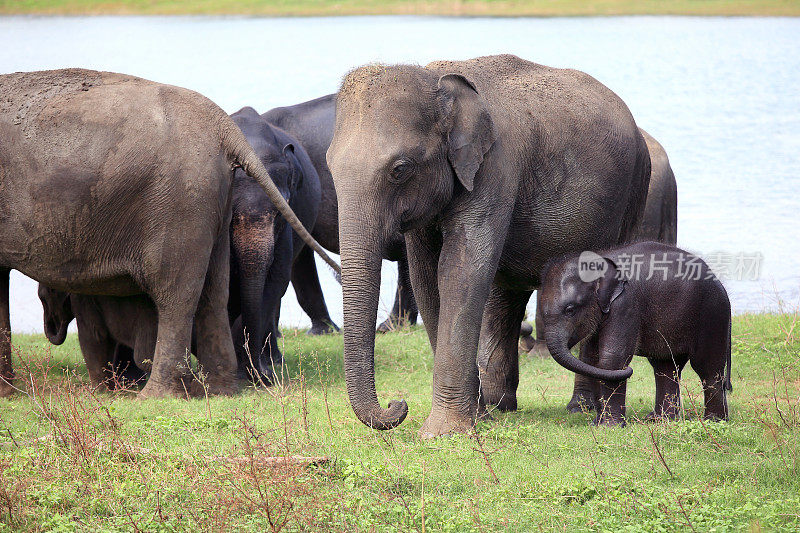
[1,16,798,332]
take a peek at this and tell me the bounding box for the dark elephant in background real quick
[326,55,650,437]
[0,69,337,398]
[264,95,419,334]
[228,107,321,381]
[521,127,678,356]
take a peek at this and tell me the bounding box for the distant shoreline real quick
[2,0,800,17]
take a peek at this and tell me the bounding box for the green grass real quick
[1,312,799,531]
[1,0,800,16]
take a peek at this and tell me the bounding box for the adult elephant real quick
[0,69,337,398]
[228,107,321,381]
[521,127,679,356]
[327,55,651,437]
[565,127,678,413]
[263,95,419,334]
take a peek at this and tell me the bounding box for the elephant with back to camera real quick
[36,106,322,388]
[326,54,651,437]
[263,95,419,334]
[0,68,337,398]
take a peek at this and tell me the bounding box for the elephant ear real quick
[283,143,302,188]
[437,73,496,192]
[595,257,627,313]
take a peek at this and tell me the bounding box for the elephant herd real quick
[0,54,731,438]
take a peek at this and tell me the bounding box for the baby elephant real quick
[539,241,732,426]
[38,285,154,389]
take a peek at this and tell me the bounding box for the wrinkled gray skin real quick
[564,128,678,413]
[327,55,651,437]
[228,107,320,382]
[539,241,731,426]
[263,95,419,334]
[38,286,153,388]
[0,69,337,398]
[522,127,679,356]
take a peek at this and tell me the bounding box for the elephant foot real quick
[703,410,728,422]
[644,411,677,423]
[308,320,339,336]
[593,411,627,427]
[480,387,518,412]
[138,379,184,399]
[200,372,239,396]
[519,322,534,338]
[567,392,598,413]
[419,408,476,439]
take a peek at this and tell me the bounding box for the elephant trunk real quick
[340,221,408,430]
[222,121,341,281]
[545,329,633,382]
[233,220,274,375]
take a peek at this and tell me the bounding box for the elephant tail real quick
[725,317,733,392]
[219,118,341,281]
[619,128,652,244]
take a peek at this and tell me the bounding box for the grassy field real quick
[1,311,799,531]
[1,0,800,16]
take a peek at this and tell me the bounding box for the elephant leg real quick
[292,245,338,335]
[477,284,531,411]
[113,344,148,387]
[567,335,601,413]
[690,344,729,421]
[418,222,506,438]
[274,304,281,338]
[0,269,12,397]
[140,233,215,398]
[594,341,635,427]
[132,316,158,374]
[192,230,239,396]
[377,252,419,333]
[405,227,442,355]
[529,294,549,356]
[649,356,687,420]
[75,328,116,390]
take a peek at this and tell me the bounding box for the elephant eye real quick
[389,159,414,183]
[563,304,577,316]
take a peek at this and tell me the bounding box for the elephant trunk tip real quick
[545,337,634,382]
[355,399,409,431]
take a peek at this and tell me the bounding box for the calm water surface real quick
[1,16,798,331]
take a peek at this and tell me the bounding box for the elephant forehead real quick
[337,67,441,133]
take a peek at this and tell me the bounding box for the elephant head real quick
[538,256,633,381]
[37,284,74,346]
[230,107,305,381]
[326,65,496,429]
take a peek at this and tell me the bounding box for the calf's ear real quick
[437,74,496,192]
[596,258,626,313]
